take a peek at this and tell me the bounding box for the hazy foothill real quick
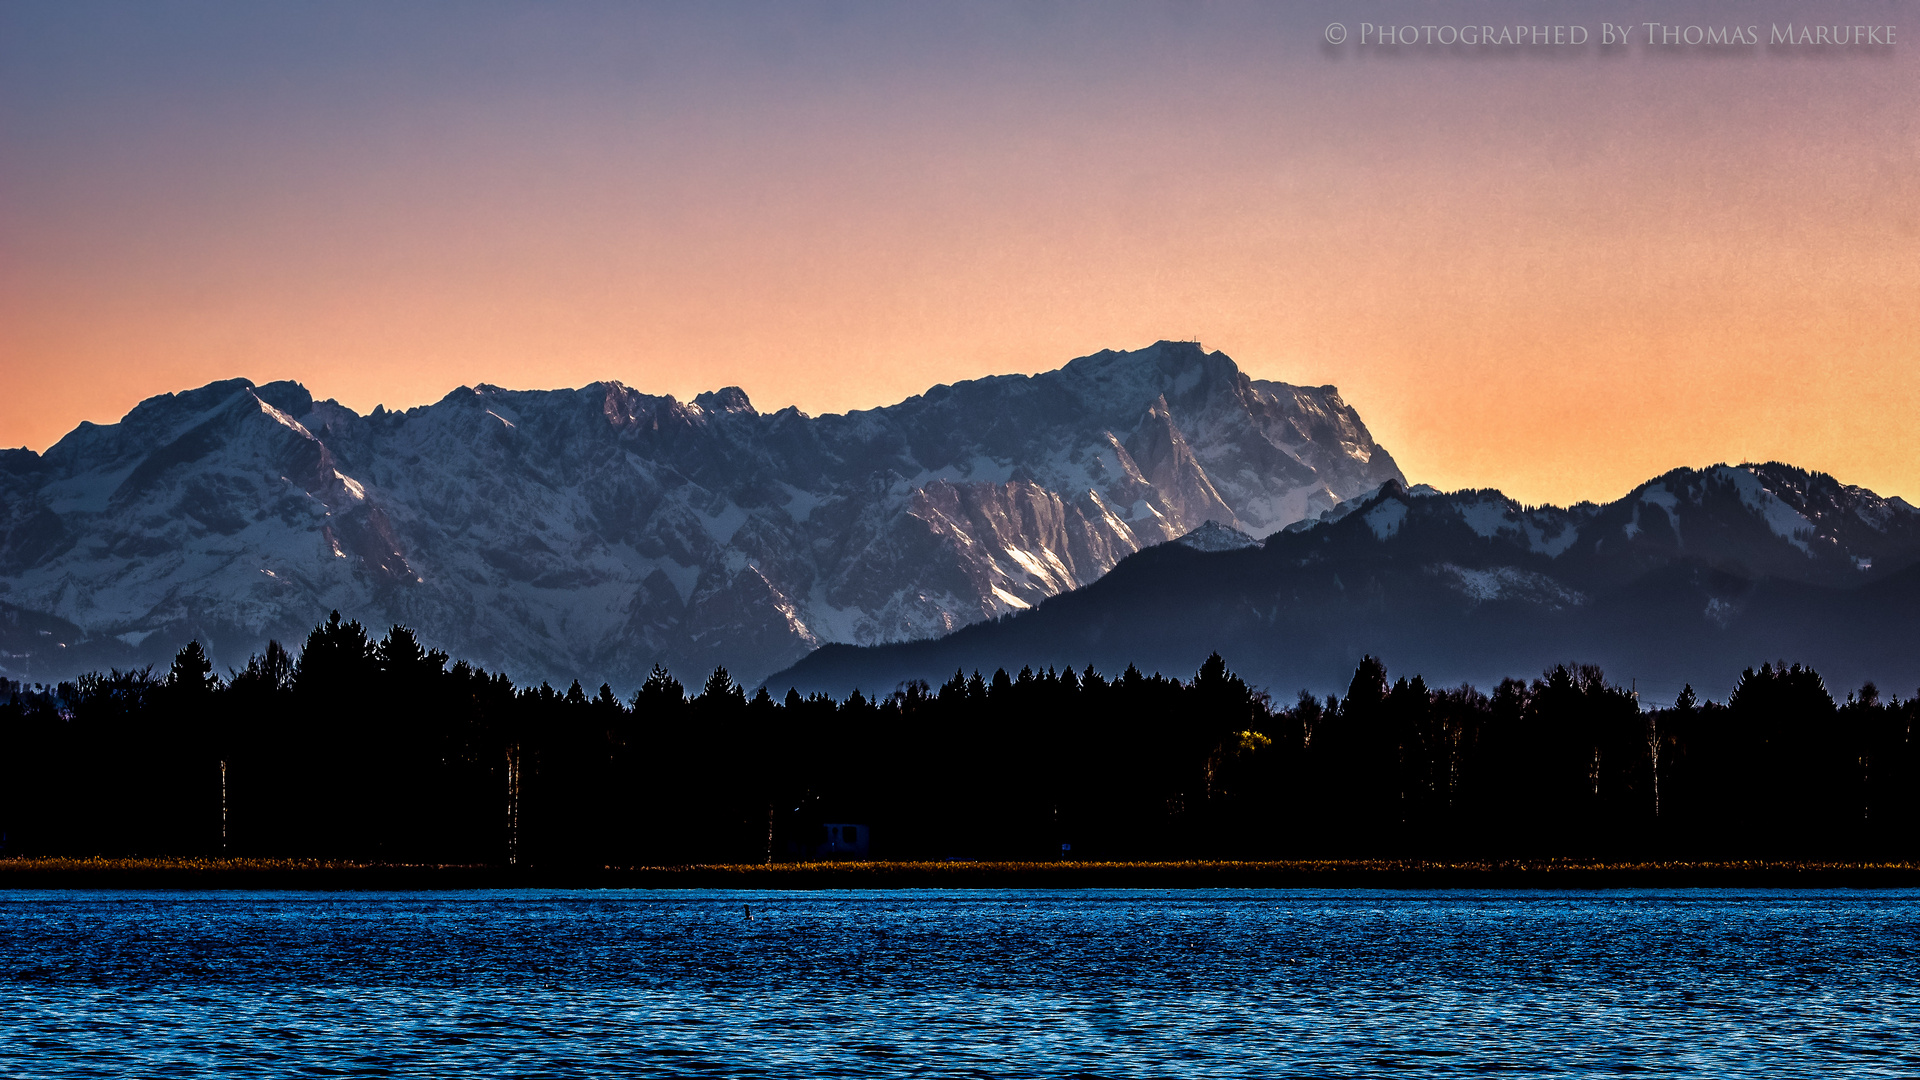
[778,463,1920,703]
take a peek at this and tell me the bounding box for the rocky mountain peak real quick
[254,381,315,419]
[693,386,757,416]
[2,342,1403,688]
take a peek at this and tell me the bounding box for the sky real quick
[2,0,1914,506]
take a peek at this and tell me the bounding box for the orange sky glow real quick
[2,1,1914,507]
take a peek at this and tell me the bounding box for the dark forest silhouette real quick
[2,612,1915,864]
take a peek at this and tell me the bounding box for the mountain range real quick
[0,341,1400,687]
[772,464,1920,704]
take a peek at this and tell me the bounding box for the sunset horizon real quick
[5,0,1915,507]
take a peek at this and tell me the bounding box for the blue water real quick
[3,889,1918,1078]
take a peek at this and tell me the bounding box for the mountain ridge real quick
[0,341,1401,687]
[769,463,1920,704]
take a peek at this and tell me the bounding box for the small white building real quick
[814,823,869,858]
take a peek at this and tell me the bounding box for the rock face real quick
[772,464,1920,704]
[0,341,1401,687]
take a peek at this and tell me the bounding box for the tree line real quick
[1,612,1915,864]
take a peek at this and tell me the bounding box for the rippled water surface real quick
[3,888,1918,1077]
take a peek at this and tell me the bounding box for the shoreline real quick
[3,858,1918,891]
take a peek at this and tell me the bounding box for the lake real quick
[3,889,1917,1077]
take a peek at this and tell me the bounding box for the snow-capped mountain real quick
[773,465,1920,703]
[0,341,1401,687]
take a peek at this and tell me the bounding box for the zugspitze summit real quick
[0,342,1401,687]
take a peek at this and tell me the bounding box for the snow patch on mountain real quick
[1525,519,1582,557]
[1626,482,1682,545]
[1639,482,1680,513]
[1457,498,1514,540]
[1433,563,1587,610]
[1716,465,1815,554]
[1365,500,1408,540]
[1175,521,1260,552]
[1704,596,1738,628]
